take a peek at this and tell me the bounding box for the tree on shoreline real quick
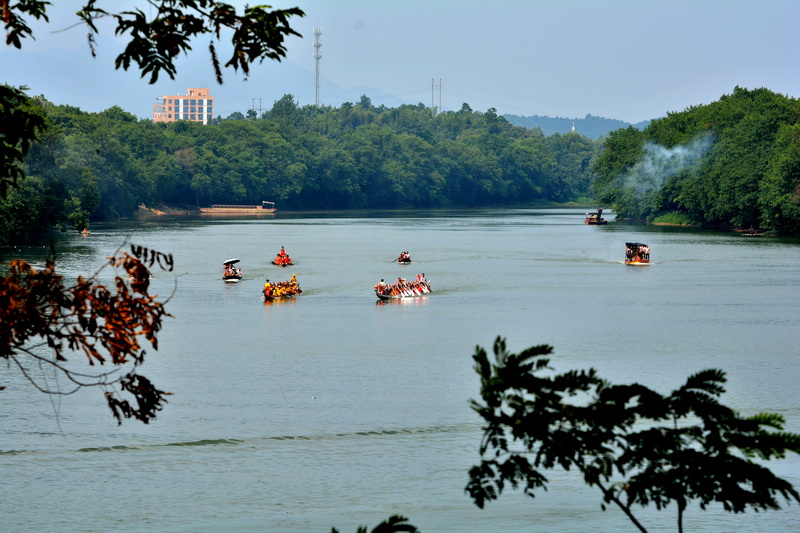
[0,84,47,198]
[467,337,800,532]
[592,87,800,234]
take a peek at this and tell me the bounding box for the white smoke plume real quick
[623,134,715,199]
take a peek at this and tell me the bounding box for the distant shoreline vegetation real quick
[592,87,800,236]
[2,87,799,245]
[650,212,697,227]
[2,94,600,245]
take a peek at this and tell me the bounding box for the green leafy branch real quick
[467,337,800,533]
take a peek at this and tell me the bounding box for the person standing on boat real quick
[375,279,387,295]
[290,273,301,292]
[264,279,272,296]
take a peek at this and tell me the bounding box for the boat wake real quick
[43,424,482,455]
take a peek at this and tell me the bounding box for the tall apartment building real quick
[153,88,214,124]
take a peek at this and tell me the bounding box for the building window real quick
[190,114,196,120]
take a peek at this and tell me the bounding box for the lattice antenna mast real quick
[431,78,435,116]
[313,27,323,106]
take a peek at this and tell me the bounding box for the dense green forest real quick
[0,94,599,244]
[2,86,800,245]
[593,87,800,234]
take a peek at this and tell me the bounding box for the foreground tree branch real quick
[467,336,800,532]
[3,0,305,84]
[0,84,47,198]
[331,514,418,533]
[0,243,174,424]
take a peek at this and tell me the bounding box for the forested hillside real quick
[3,87,799,245]
[0,94,600,244]
[592,87,800,235]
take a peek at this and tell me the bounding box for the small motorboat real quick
[395,251,412,263]
[625,243,651,265]
[584,208,608,225]
[223,258,243,281]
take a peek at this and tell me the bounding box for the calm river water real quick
[2,208,799,533]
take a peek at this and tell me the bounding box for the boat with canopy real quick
[223,258,243,281]
[625,243,651,265]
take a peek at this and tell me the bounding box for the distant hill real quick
[504,113,651,140]
[4,36,654,131]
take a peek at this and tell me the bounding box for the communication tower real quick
[313,27,323,106]
[430,78,443,116]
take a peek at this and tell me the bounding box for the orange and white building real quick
[153,88,215,124]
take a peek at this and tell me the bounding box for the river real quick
[2,208,799,532]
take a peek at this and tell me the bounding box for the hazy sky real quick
[3,0,798,123]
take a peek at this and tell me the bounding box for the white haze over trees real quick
[623,135,715,203]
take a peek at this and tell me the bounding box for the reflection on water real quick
[375,296,431,306]
[263,296,300,306]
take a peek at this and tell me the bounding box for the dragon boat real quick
[374,276,431,300]
[263,276,302,300]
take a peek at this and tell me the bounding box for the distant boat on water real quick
[625,242,651,265]
[584,208,607,225]
[199,201,276,214]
